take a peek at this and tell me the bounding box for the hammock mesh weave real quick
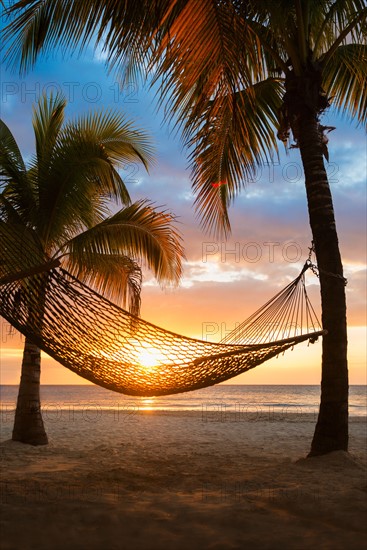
[0,260,324,396]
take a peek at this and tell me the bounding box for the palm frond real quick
[317,1,367,63]
[0,118,26,176]
[323,44,367,125]
[64,109,155,171]
[99,1,167,84]
[2,0,161,76]
[61,200,185,287]
[0,193,27,225]
[35,108,154,249]
[0,119,36,222]
[312,0,364,56]
[2,0,103,72]
[154,0,261,120]
[190,78,283,236]
[0,219,44,279]
[62,252,142,315]
[32,92,66,179]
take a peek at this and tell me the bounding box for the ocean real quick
[1,385,366,419]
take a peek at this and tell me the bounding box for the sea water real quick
[0,385,366,418]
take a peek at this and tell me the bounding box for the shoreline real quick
[2,407,366,421]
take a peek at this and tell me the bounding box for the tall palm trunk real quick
[298,110,348,456]
[12,336,48,445]
[12,275,48,445]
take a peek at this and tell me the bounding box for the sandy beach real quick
[0,410,366,550]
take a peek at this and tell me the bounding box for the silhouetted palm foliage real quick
[0,94,184,314]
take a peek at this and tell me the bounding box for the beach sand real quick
[0,410,366,550]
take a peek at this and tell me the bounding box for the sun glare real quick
[136,345,167,369]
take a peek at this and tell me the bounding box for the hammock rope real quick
[0,247,325,396]
[220,261,320,345]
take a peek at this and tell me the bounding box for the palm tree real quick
[0,93,184,445]
[2,1,367,455]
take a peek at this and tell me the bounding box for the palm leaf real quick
[190,78,284,236]
[2,0,161,76]
[312,0,366,56]
[2,0,102,72]
[0,119,36,223]
[64,109,155,171]
[323,43,367,125]
[0,118,26,175]
[32,92,66,175]
[35,108,154,249]
[62,252,142,315]
[37,138,129,248]
[0,219,44,279]
[61,200,184,287]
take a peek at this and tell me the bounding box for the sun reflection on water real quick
[140,397,155,411]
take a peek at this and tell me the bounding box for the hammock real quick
[0,255,325,396]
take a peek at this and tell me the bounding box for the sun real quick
[136,345,167,369]
[99,341,168,370]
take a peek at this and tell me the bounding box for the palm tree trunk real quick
[298,111,348,456]
[12,336,48,445]
[12,272,50,445]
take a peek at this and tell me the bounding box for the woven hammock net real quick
[0,244,324,396]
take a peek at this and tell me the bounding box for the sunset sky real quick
[0,44,366,386]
